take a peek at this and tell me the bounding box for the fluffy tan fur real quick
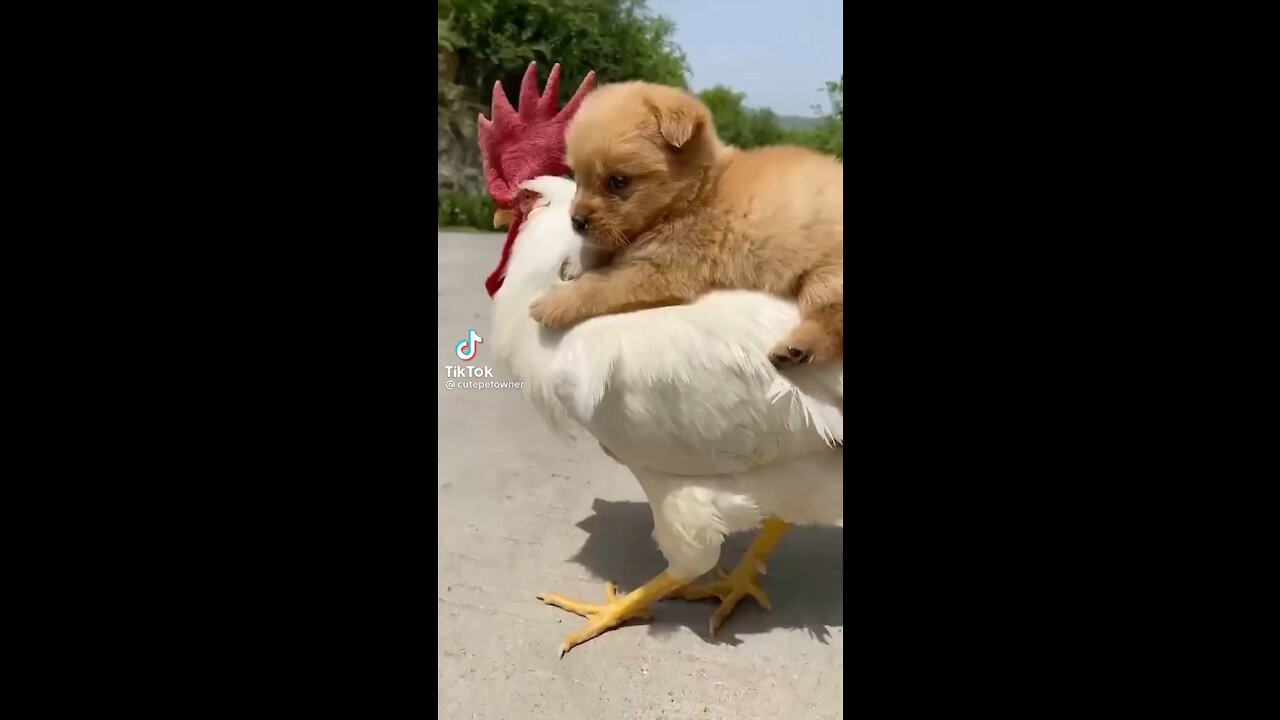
[528,81,843,366]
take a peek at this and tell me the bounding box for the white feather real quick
[492,176,843,580]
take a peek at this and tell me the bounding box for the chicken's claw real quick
[537,572,686,655]
[666,518,790,635]
[667,562,772,636]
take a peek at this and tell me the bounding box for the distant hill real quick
[776,114,823,130]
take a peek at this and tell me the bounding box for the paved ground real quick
[437,231,844,719]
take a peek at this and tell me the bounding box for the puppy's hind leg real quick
[769,264,843,368]
[769,303,843,368]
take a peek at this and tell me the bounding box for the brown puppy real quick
[528,81,843,367]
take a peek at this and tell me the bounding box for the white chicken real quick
[479,63,843,655]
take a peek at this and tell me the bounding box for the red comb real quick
[477,62,595,208]
[479,62,595,299]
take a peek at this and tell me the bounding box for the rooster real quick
[479,63,843,656]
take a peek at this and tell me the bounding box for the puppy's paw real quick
[768,343,813,369]
[559,257,583,282]
[529,289,585,329]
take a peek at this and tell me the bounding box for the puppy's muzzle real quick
[571,215,589,234]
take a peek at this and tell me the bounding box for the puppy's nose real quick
[571,215,588,234]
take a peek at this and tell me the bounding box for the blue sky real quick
[645,0,844,117]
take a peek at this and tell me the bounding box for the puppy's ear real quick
[647,92,707,149]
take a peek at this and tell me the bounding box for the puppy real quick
[529,81,843,367]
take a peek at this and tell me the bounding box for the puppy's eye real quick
[607,175,629,192]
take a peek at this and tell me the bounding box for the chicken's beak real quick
[493,208,514,229]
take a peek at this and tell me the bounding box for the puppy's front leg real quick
[530,261,685,329]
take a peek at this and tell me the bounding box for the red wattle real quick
[485,211,524,298]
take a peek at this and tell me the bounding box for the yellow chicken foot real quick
[537,571,689,656]
[667,518,791,635]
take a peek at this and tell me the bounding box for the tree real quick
[813,76,843,160]
[438,16,484,194]
[824,76,843,124]
[440,0,686,110]
[785,76,843,160]
[438,0,690,197]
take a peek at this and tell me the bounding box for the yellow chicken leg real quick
[667,518,790,635]
[537,571,689,656]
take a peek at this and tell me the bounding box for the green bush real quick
[784,120,843,161]
[699,86,783,149]
[438,192,495,229]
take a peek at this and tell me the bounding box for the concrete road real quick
[437,231,844,719]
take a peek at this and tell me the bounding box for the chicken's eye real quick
[607,175,629,192]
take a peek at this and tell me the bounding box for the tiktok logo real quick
[455,329,483,361]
